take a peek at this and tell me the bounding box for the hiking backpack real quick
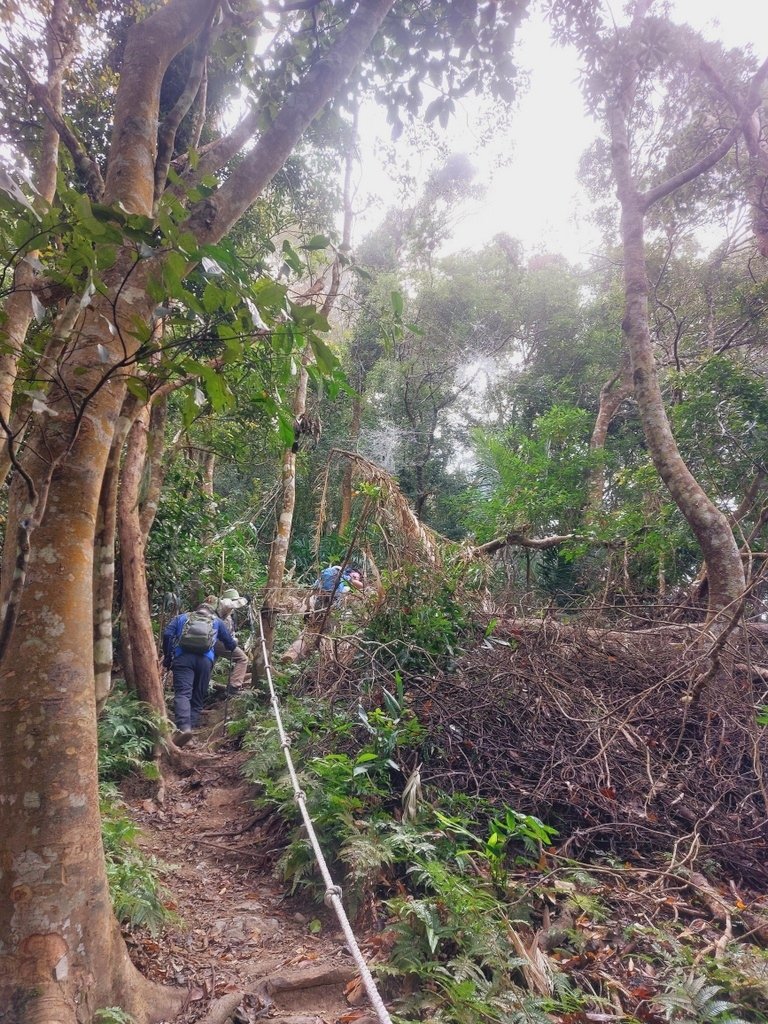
[319,566,342,592]
[178,610,217,653]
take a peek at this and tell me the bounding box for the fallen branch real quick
[464,530,623,558]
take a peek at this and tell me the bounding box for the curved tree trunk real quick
[606,109,746,621]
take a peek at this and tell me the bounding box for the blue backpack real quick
[319,566,342,592]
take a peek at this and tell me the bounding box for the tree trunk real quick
[201,449,216,497]
[607,101,746,622]
[118,404,167,717]
[0,298,83,489]
[0,0,73,480]
[260,360,310,660]
[94,397,137,712]
[259,121,358,659]
[587,353,632,512]
[0,282,181,1023]
[140,396,169,542]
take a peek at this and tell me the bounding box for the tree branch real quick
[641,56,768,212]
[187,0,395,245]
[154,14,216,205]
[9,54,104,200]
[466,530,625,559]
[103,0,221,213]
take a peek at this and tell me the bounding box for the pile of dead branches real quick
[397,618,768,886]
[313,614,768,888]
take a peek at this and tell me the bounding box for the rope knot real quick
[294,789,306,804]
[324,884,342,907]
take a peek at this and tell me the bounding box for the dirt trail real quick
[123,700,378,1024]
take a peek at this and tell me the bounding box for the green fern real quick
[94,1010,136,1024]
[101,788,175,935]
[658,974,750,1024]
[98,683,163,781]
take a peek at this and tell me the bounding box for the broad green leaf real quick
[302,234,330,250]
[309,335,339,376]
[125,378,149,402]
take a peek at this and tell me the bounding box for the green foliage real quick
[98,684,162,782]
[466,405,595,543]
[672,357,768,513]
[93,1010,136,1024]
[363,565,471,672]
[357,675,426,768]
[658,975,750,1024]
[146,458,267,602]
[100,786,174,935]
[237,687,567,1023]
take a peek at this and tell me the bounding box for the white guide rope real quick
[256,615,394,1024]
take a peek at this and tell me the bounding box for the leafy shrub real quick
[146,460,267,604]
[98,683,162,782]
[237,686,566,1022]
[100,785,174,935]
[363,565,471,672]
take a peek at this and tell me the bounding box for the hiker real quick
[162,596,237,746]
[216,587,250,693]
[312,563,364,608]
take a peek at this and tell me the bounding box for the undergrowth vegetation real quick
[98,685,173,936]
[230,678,768,1024]
[362,564,472,671]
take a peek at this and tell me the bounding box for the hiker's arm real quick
[217,620,237,653]
[161,617,178,666]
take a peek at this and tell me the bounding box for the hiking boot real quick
[173,729,194,747]
[226,683,243,697]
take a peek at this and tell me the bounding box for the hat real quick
[220,587,248,610]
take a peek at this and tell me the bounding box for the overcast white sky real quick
[355,0,768,264]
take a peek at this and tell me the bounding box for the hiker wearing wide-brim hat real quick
[216,588,250,692]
